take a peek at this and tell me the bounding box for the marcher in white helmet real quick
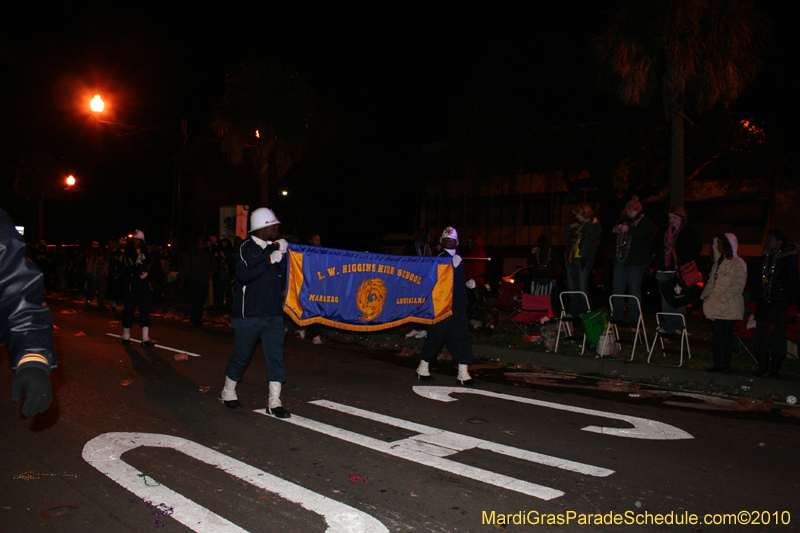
[120,230,154,346]
[220,207,291,417]
[415,226,477,387]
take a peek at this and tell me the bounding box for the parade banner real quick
[284,244,453,332]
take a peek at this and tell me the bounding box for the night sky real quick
[2,2,797,251]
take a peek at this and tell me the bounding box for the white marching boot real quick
[141,326,151,347]
[221,376,242,410]
[416,360,435,382]
[121,327,131,344]
[457,364,477,387]
[268,382,291,418]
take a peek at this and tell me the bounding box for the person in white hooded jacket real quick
[700,233,747,373]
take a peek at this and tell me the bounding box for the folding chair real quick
[602,294,650,360]
[647,312,691,367]
[555,291,590,355]
[511,294,554,339]
[734,302,758,364]
[493,280,523,323]
[737,303,799,365]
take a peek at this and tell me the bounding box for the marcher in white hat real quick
[415,226,477,387]
[220,207,291,417]
[120,230,154,346]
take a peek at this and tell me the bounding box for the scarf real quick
[568,220,591,264]
[664,224,683,269]
[615,213,643,263]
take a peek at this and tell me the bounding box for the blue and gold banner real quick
[284,244,453,332]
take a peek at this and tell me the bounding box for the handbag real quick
[659,276,692,308]
[673,248,703,288]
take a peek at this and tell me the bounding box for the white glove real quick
[136,253,145,265]
[270,250,284,264]
[747,315,756,330]
[466,279,476,289]
[276,239,288,253]
[452,255,461,268]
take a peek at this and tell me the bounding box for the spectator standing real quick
[52,244,67,292]
[85,243,109,309]
[120,230,154,346]
[701,233,747,373]
[220,207,290,417]
[651,205,702,332]
[404,228,432,339]
[214,238,234,311]
[107,239,125,311]
[299,233,324,344]
[0,209,56,416]
[610,196,655,322]
[752,230,799,378]
[526,234,559,296]
[561,204,601,317]
[180,238,217,328]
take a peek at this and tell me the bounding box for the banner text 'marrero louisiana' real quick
[283,244,454,332]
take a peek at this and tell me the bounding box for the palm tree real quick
[213,55,315,207]
[592,0,770,205]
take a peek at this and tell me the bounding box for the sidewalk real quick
[316,316,800,403]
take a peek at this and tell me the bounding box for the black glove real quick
[11,367,52,417]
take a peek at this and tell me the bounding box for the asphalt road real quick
[1,298,798,532]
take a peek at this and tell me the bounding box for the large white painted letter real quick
[82,432,388,533]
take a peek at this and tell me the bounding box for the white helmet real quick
[249,208,280,232]
[133,230,146,243]
[440,226,459,245]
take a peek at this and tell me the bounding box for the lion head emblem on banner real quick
[356,278,387,321]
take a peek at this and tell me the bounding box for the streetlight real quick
[87,95,186,250]
[90,95,104,113]
[66,175,76,187]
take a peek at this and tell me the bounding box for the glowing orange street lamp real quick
[66,175,76,187]
[90,94,105,113]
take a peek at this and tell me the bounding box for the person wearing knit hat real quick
[610,196,655,323]
[651,205,702,332]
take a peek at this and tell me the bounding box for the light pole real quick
[89,94,186,250]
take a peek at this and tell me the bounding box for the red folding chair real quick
[493,280,523,323]
[511,294,555,339]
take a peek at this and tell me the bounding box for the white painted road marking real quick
[258,399,616,501]
[83,432,388,533]
[106,333,202,357]
[414,386,693,440]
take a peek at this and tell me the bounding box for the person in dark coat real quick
[220,207,290,418]
[180,238,217,328]
[651,205,702,332]
[415,227,476,386]
[611,196,655,322]
[562,203,601,317]
[121,230,154,345]
[752,229,799,378]
[0,209,56,416]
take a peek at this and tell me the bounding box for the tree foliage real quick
[212,55,315,207]
[592,0,770,205]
